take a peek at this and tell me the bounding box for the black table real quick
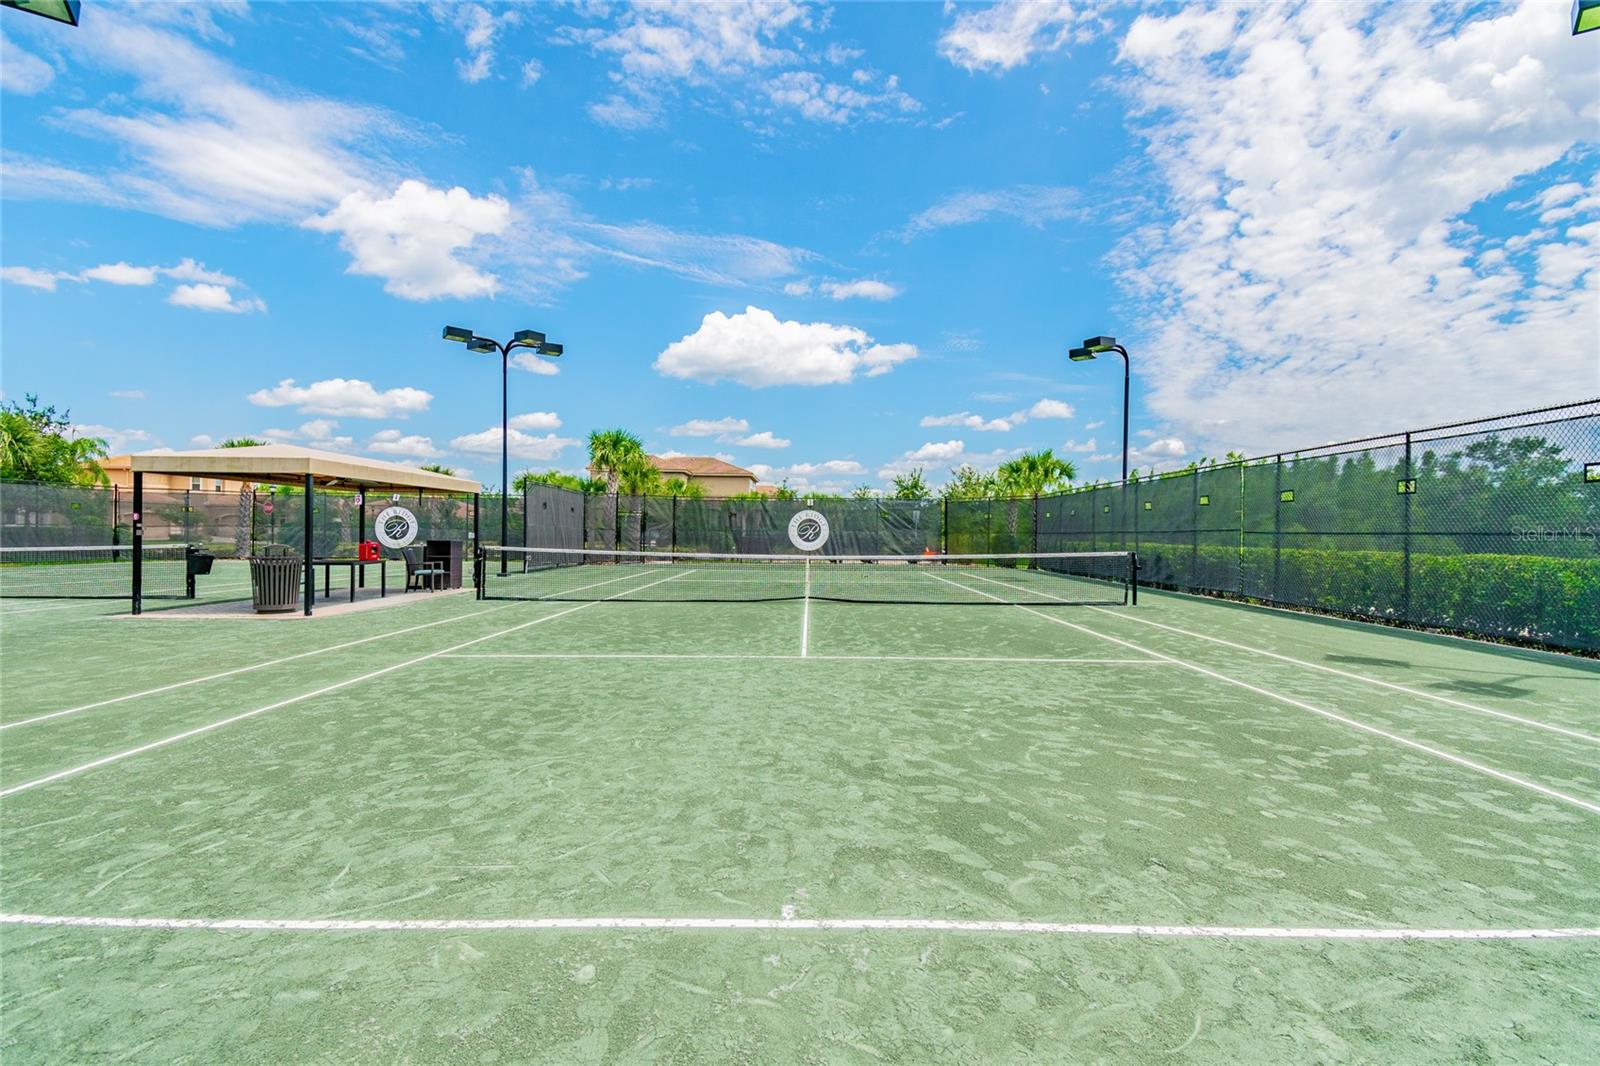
[315,558,387,602]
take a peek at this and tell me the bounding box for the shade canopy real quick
[129,445,480,494]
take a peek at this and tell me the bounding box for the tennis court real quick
[1,558,1597,1061]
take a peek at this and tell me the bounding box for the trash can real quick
[249,549,303,613]
[186,545,217,599]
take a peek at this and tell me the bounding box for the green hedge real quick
[1080,540,1599,652]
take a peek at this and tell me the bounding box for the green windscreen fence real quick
[250,490,474,557]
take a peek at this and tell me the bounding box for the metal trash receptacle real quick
[249,554,303,613]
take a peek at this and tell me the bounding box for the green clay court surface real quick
[1,560,1597,1062]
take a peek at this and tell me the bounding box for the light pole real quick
[443,326,563,570]
[1067,335,1130,485]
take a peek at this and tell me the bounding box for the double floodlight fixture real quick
[1575,0,1599,35]
[443,325,562,357]
[1068,335,1120,361]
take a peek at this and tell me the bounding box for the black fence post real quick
[473,491,482,598]
[1235,461,1245,597]
[131,472,143,615]
[1031,493,1039,563]
[1190,470,1199,588]
[1272,455,1283,603]
[1402,431,1412,623]
[670,495,678,555]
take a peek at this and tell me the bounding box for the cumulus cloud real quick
[305,180,511,300]
[510,351,561,376]
[671,417,750,437]
[734,431,791,449]
[747,458,867,493]
[71,423,154,455]
[262,419,355,452]
[109,390,146,400]
[367,428,442,459]
[449,425,578,461]
[508,411,562,431]
[920,397,1074,432]
[655,306,917,387]
[0,266,63,290]
[168,283,266,313]
[248,377,432,419]
[877,439,1020,481]
[1113,2,1600,453]
[820,278,901,301]
[80,262,158,286]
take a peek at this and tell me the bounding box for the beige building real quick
[97,455,247,494]
[647,455,759,497]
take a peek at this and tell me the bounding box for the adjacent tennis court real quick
[2,556,1596,1061]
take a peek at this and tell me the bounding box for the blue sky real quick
[1,1,1595,493]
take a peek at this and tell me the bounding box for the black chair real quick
[400,546,446,592]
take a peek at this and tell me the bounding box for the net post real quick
[1130,550,1139,607]
[1031,493,1039,566]
[303,473,315,616]
[131,472,143,615]
[670,495,677,555]
[358,493,367,589]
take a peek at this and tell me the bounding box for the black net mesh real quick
[0,481,118,547]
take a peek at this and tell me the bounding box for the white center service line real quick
[442,652,1170,665]
[923,569,1600,817]
[0,568,688,799]
[1,912,1593,941]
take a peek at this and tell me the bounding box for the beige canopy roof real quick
[129,445,480,494]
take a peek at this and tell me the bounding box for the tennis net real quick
[0,544,189,600]
[478,547,1137,605]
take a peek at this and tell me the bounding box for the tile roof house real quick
[646,455,759,498]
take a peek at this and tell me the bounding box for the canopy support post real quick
[131,471,144,615]
[303,473,315,616]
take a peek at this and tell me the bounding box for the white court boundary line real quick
[0,568,688,799]
[442,652,1172,665]
[2,600,521,732]
[2,911,1593,940]
[801,557,811,658]
[1081,605,1600,746]
[925,569,1600,817]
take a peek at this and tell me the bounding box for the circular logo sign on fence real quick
[374,505,419,549]
[787,509,830,552]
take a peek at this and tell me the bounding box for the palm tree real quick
[587,429,645,496]
[997,449,1075,496]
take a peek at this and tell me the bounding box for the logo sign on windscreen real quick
[375,505,419,549]
[787,509,830,552]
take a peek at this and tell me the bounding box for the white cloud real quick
[877,439,1020,481]
[436,3,519,84]
[671,417,750,437]
[655,306,917,387]
[748,458,867,493]
[168,283,266,313]
[507,351,560,377]
[0,266,63,290]
[163,258,238,286]
[734,431,791,449]
[3,9,396,227]
[939,1,1084,73]
[520,58,543,88]
[0,32,55,94]
[189,434,217,448]
[1114,1,1600,453]
[569,2,919,129]
[902,185,1079,239]
[921,412,1018,432]
[783,280,812,296]
[1026,398,1073,419]
[248,378,432,419]
[367,429,442,459]
[1085,420,1105,430]
[110,390,147,400]
[72,423,153,455]
[508,411,562,431]
[1132,438,1187,461]
[80,261,158,286]
[765,70,921,125]
[450,425,578,461]
[581,221,814,287]
[819,278,901,301]
[1059,437,1097,453]
[262,420,355,452]
[920,397,1074,432]
[305,180,511,300]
